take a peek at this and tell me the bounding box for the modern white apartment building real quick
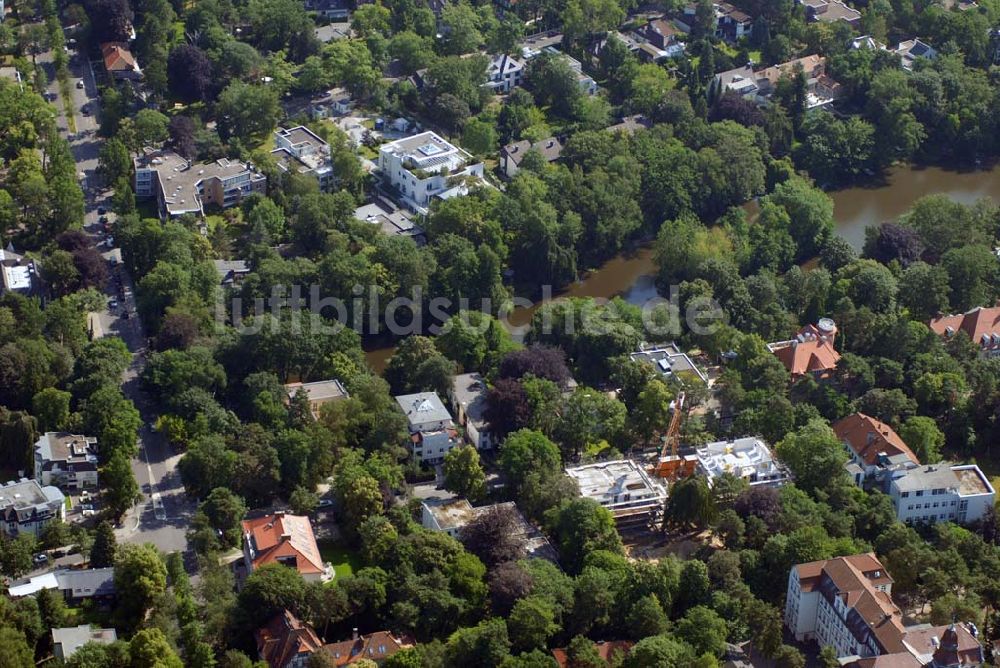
[377,132,484,214]
[271,126,335,191]
[34,432,99,490]
[887,463,994,526]
[133,149,266,219]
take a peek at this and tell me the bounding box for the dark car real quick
[97,206,107,215]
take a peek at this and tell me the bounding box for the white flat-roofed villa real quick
[377,132,485,214]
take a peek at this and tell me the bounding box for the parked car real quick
[79,503,94,511]
[97,206,107,215]
[99,215,108,224]
[76,80,84,89]
[108,298,118,309]
[33,553,49,565]
[318,498,334,508]
[82,509,96,517]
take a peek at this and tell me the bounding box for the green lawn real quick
[317,541,362,580]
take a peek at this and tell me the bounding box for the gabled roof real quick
[323,631,414,666]
[771,339,840,376]
[242,513,325,575]
[794,554,905,654]
[768,321,840,377]
[929,306,1000,349]
[100,42,139,72]
[256,610,322,668]
[502,137,564,167]
[904,622,983,665]
[832,413,919,467]
[756,54,826,89]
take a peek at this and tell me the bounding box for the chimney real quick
[352,628,359,641]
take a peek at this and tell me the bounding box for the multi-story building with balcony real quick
[377,132,485,214]
[133,149,266,219]
[34,432,99,491]
[271,126,334,191]
[0,478,65,537]
[786,553,984,665]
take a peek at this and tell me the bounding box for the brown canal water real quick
[364,164,1000,372]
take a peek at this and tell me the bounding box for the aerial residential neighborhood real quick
[0,0,999,662]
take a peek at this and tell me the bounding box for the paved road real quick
[41,43,193,554]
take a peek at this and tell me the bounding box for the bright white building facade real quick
[377,132,485,214]
[887,463,995,526]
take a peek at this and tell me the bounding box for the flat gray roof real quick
[52,625,117,657]
[452,373,488,426]
[0,479,63,511]
[36,432,98,464]
[284,379,348,402]
[893,463,992,496]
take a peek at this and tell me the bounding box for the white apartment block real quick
[888,463,994,526]
[485,53,525,93]
[271,126,335,191]
[34,432,99,490]
[377,132,485,214]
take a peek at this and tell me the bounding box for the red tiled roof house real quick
[929,305,1000,358]
[322,629,415,666]
[99,42,142,81]
[767,318,841,380]
[832,413,919,486]
[256,610,322,668]
[242,512,332,582]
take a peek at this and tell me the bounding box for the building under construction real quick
[565,460,668,532]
